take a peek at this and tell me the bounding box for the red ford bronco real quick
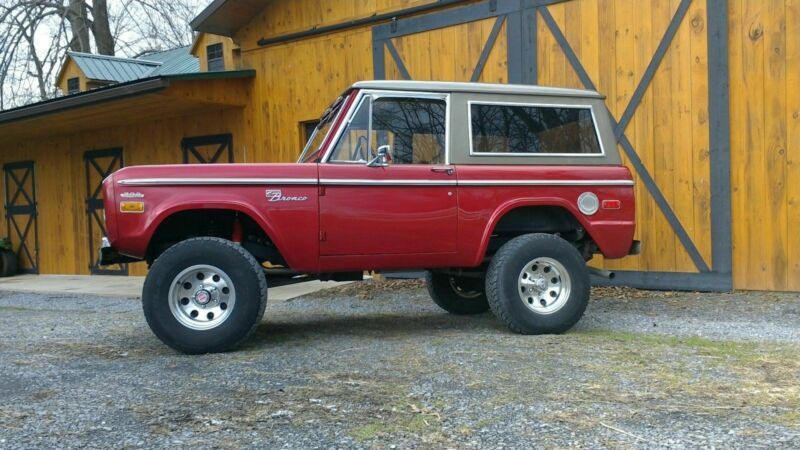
[100,81,638,354]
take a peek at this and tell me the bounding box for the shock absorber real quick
[231,216,243,243]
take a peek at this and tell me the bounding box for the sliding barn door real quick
[373,1,511,83]
[3,161,39,274]
[373,0,731,291]
[182,134,234,164]
[85,148,127,275]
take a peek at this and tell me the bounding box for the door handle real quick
[430,166,454,176]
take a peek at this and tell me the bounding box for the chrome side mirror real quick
[367,145,391,167]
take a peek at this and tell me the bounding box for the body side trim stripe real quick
[118,178,317,186]
[119,178,634,187]
[458,180,634,186]
[320,179,457,186]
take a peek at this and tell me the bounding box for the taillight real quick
[602,199,622,210]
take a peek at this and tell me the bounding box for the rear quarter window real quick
[469,102,603,156]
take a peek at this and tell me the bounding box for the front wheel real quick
[426,271,490,315]
[142,237,268,354]
[486,233,589,334]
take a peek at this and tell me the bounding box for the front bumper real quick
[99,237,140,266]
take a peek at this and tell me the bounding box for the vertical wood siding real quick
[1,0,799,291]
[0,108,247,276]
[235,0,441,52]
[385,17,508,83]
[730,0,799,290]
[534,0,713,276]
[240,28,375,163]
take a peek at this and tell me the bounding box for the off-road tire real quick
[486,233,589,334]
[142,237,268,354]
[0,250,17,277]
[426,271,490,315]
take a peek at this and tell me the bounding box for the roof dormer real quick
[190,33,240,72]
[54,48,200,96]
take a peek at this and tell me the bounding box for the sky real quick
[3,0,211,108]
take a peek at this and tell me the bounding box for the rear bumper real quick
[99,237,141,266]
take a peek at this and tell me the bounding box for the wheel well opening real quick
[487,206,597,260]
[146,209,286,266]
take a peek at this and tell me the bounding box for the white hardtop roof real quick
[352,80,604,99]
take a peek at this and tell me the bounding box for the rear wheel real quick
[426,271,490,315]
[142,237,267,354]
[486,233,589,334]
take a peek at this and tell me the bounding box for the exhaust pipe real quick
[588,266,616,280]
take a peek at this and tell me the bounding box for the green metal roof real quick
[68,52,160,83]
[138,46,201,76]
[67,46,199,84]
[0,70,256,125]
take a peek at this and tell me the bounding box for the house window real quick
[469,102,603,155]
[207,43,224,71]
[301,120,320,146]
[67,78,80,95]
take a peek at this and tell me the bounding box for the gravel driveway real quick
[1,281,798,449]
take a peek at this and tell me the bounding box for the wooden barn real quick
[0,0,797,293]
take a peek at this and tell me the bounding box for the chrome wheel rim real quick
[517,257,571,315]
[168,265,236,331]
[448,276,483,299]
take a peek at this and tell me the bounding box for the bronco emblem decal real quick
[265,189,308,203]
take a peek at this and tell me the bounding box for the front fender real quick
[146,201,285,256]
[113,193,319,272]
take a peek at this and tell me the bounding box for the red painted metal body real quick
[102,86,636,273]
[104,162,635,273]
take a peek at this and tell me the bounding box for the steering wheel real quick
[353,135,369,162]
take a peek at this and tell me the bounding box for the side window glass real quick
[329,98,371,163]
[470,103,602,155]
[371,97,447,165]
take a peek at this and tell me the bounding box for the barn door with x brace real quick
[182,134,234,164]
[372,0,732,292]
[373,1,517,83]
[85,148,127,275]
[3,161,39,274]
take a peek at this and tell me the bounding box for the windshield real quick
[298,95,346,163]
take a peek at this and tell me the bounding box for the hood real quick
[112,163,318,185]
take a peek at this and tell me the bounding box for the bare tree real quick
[91,0,114,55]
[0,1,69,107]
[0,0,206,109]
[66,0,92,52]
[112,0,202,57]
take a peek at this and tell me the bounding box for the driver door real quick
[318,92,458,257]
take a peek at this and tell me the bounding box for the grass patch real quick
[351,422,384,441]
[562,329,800,415]
[776,411,800,427]
[351,399,441,442]
[575,329,779,363]
[0,306,37,313]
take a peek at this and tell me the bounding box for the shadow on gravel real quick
[248,311,505,346]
